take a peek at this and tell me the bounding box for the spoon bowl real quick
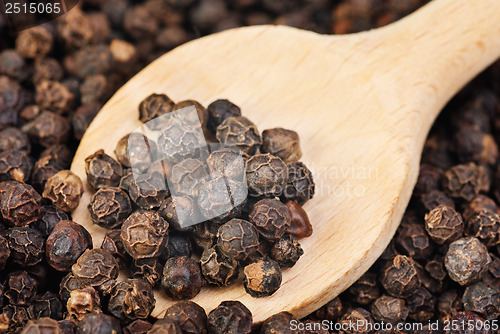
[71,0,500,322]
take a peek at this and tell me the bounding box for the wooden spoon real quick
[71,0,500,322]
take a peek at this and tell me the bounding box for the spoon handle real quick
[384,0,500,131]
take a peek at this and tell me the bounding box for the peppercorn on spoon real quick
[71,0,500,322]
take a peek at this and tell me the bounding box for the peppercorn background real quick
[1,0,500,333]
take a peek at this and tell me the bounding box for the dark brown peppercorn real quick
[31,156,63,193]
[0,50,27,81]
[72,249,119,294]
[66,287,102,322]
[43,170,83,212]
[443,311,489,334]
[0,181,41,226]
[22,111,71,147]
[396,223,434,260]
[0,75,26,117]
[35,80,74,114]
[442,162,490,201]
[164,301,207,334]
[40,145,73,169]
[32,205,70,237]
[420,190,455,212]
[261,128,302,163]
[15,26,53,58]
[85,149,123,190]
[2,305,29,332]
[121,169,170,210]
[173,100,208,129]
[22,317,60,334]
[206,146,246,182]
[123,320,153,334]
[170,158,209,198]
[246,154,287,197]
[216,116,262,155]
[27,291,63,320]
[5,271,37,306]
[33,58,64,86]
[7,226,44,266]
[348,271,380,305]
[0,150,32,182]
[282,162,315,205]
[192,221,219,250]
[56,7,92,50]
[138,93,174,125]
[405,287,436,322]
[466,209,500,248]
[260,312,298,334]
[0,127,30,153]
[445,237,491,285]
[285,201,313,238]
[72,44,115,79]
[249,198,291,241]
[453,127,499,164]
[59,272,82,304]
[313,297,343,321]
[243,257,282,297]
[438,289,463,320]
[162,256,204,300]
[89,187,132,229]
[462,281,500,318]
[108,278,155,323]
[424,205,464,245]
[46,220,93,272]
[124,5,159,40]
[101,229,129,261]
[0,234,10,270]
[115,132,157,171]
[339,308,374,334]
[207,301,252,334]
[414,164,442,197]
[157,119,206,161]
[148,319,183,334]
[77,313,122,334]
[269,234,303,268]
[159,197,196,232]
[371,295,408,324]
[217,219,260,261]
[207,99,241,134]
[121,210,169,259]
[462,194,498,221]
[380,255,421,298]
[200,247,239,287]
[80,75,109,104]
[165,233,192,259]
[131,257,163,287]
[72,103,101,141]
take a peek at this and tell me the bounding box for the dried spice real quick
[200,247,239,287]
[173,100,208,129]
[338,308,374,334]
[246,153,288,197]
[15,26,53,59]
[27,291,63,320]
[347,271,380,305]
[35,80,74,114]
[164,301,207,334]
[380,255,421,298]
[285,201,313,238]
[420,189,455,212]
[216,116,262,155]
[80,75,109,104]
[453,127,498,164]
[260,312,298,334]
[157,119,206,160]
[414,164,442,197]
[0,181,41,226]
[424,205,464,245]
[131,257,163,287]
[217,219,260,261]
[170,158,209,197]
[32,205,70,237]
[101,229,129,262]
[0,150,32,182]
[22,111,71,147]
[5,271,37,306]
[462,281,500,318]
[71,249,119,294]
[438,289,462,320]
[46,220,93,272]
[115,132,157,170]
[207,99,241,134]
[148,319,183,334]
[22,317,60,334]
[7,226,45,266]
[269,234,303,268]
[121,169,169,210]
[72,102,101,141]
[405,287,436,322]
[165,233,192,259]
[59,272,82,304]
[442,162,490,201]
[243,257,282,297]
[162,256,203,300]
[88,186,132,229]
[445,237,491,285]
[0,50,28,81]
[443,311,489,334]
[85,149,123,190]
[466,209,500,248]
[313,297,344,321]
[33,58,64,86]
[72,44,115,79]
[282,162,315,204]
[108,278,155,323]
[0,234,10,270]
[42,170,83,212]
[138,93,174,125]
[2,305,29,332]
[66,287,102,322]
[262,128,302,163]
[121,210,169,259]
[206,146,246,182]
[192,221,219,250]
[207,301,252,334]
[77,313,121,334]
[249,198,291,241]
[159,197,196,232]
[123,320,152,334]
[461,194,497,221]
[396,223,434,260]
[0,127,30,153]
[370,295,408,324]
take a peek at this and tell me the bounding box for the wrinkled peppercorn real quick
[148,318,183,334]
[0,50,27,81]
[22,317,60,334]
[33,58,64,86]
[442,163,490,201]
[5,271,37,306]
[121,169,170,210]
[260,312,298,334]
[173,100,208,129]
[2,305,29,332]
[165,233,192,259]
[31,155,64,193]
[27,291,63,320]
[380,255,421,298]
[15,26,53,59]
[200,247,239,287]
[0,181,41,226]
[269,234,303,268]
[108,278,155,323]
[59,272,82,304]
[0,127,30,153]
[347,271,380,305]
[216,116,262,155]
[46,220,93,272]
[115,132,157,171]
[72,44,115,79]
[438,289,462,320]
[462,194,498,221]
[405,286,436,322]
[243,257,282,297]
[261,128,302,163]
[282,162,315,204]
[314,297,344,321]
[207,99,241,134]
[72,249,119,294]
[246,154,288,197]
[123,319,153,334]
[131,257,163,287]
[217,219,260,261]
[101,229,129,262]
[32,205,70,237]
[138,93,174,126]
[249,198,291,241]
[164,301,207,334]
[88,186,132,229]
[207,301,252,334]
[197,176,246,223]
[22,111,71,147]
[445,237,491,285]
[121,210,169,259]
[191,221,219,250]
[42,170,83,212]
[170,158,209,198]
[157,119,206,161]
[371,295,408,324]
[72,102,101,141]
[339,308,374,334]
[443,311,489,334]
[0,150,32,182]
[285,201,313,238]
[414,164,442,197]
[420,189,455,212]
[206,146,246,181]
[7,226,45,266]
[85,149,123,190]
[66,286,102,322]
[424,205,464,245]
[466,209,500,248]
[77,313,122,334]
[0,234,10,270]
[35,80,74,114]
[396,223,434,260]
[162,256,203,300]
[159,197,196,232]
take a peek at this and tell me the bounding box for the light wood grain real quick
[70,0,500,323]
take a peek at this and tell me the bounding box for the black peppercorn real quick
[138,93,174,125]
[200,247,239,287]
[72,249,119,294]
[420,189,455,212]
[22,317,61,334]
[370,295,408,324]
[148,318,183,334]
[2,305,29,332]
[442,162,490,201]
[88,186,132,229]
[269,234,303,268]
[338,308,374,334]
[35,80,74,114]
[66,287,102,322]
[164,301,207,334]
[72,102,102,141]
[313,297,343,321]
[216,116,262,155]
[7,226,45,266]
[32,205,70,237]
[0,234,10,270]
[72,44,115,79]
[192,221,219,250]
[121,210,169,259]
[108,278,155,323]
[396,223,434,260]
[0,181,41,226]
[162,256,204,300]
[463,281,500,318]
[121,169,170,210]
[424,205,464,244]
[42,170,83,212]
[59,272,82,304]
[101,229,129,262]
[347,271,380,305]
[0,127,30,153]
[56,7,93,50]
[261,128,302,163]
[46,220,93,272]
[159,197,196,232]
[124,5,159,40]
[173,100,208,129]
[285,201,313,238]
[246,153,288,197]
[445,237,491,285]
[461,194,497,221]
[282,162,315,204]
[123,320,153,334]
[438,289,462,320]
[0,150,32,182]
[207,301,252,334]
[217,219,260,261]
[0,50,27,81]
[165,233,193,258]
[243,257,282,297]
[157,119,206,161]
[380,255,421,298]
[206,146,246,182]
[260,312,298,334]
[207,99,241,134]
[22,111,71,147]
[15,26,54,59]
[5,270,37,306]
[443,311,489,334]
[85,149,123,190]
[131,257,163,287]
[27,291,63,321]
[249,198,291,241]
[77,313,122,334]
[115,132,157,171]
[170,158,209,198]
[466,209,500,248]
[405,286,436,322]
[33,58,64,86]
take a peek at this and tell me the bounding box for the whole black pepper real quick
[22,317,60,334]
[32,205,70,237]
[66,287,102,322]
[2,305,29,332]
[443,311,489,334]
[148,318,183,334]
[157,119,206,161]
[161,256,204,300]
[424,205,464,244]
[420,189,455,212]
[0,127,30,153]
[115,132,157,171]
[347,271,380,305]
[260,312,300,334]
[338,308,374,334]
[405,286,436,322]
[56,7,93,50]
[165,233,193,259]
[442,162,490,201]
[0,234,10,270]
[243,257,282,297]
[438,289,463,320]
[5,271,37,307]
[207,301,252,334]
[249,198,291,241]
[164,301,207,334]
[72,102,101,141]
[123,320,153,334]
[191,221,219,250]
[414,164,442,197]
[7,226,45,266]
[46,220,93,272]
[77,313,122,334]
[206,146,246,182]
[282,162,315,205]
[461,194,498,221]
[27,291,63,320]
[15,26,53,59]
[40,144,73,169]
[200,247,239,287]
[207,99,241,134]
[22,111,71,147]
[466,209,500,248]
[131,257,163,287]
[0,150,32,182]
[71,248,119,294]
[35,80,74,114]
[169,158,209,198]
[124,5,159,40]
[462,281,500,318]
[0,181,41,226]
[216,116,262,155]
[370,295,408,324]
[59,272,82,304]
[138,93,174,126]
[71,44,115,79]
[261,128,302,163]
[269,234,303,268]
[121,169,170,210]
[85,149,123,190]
[108,278,155,324]
[0,50,27,81]
[42,170,83,212]
[217,219,260,261]
[444,237,491,285]
[313,297,344,321]
[380,255,421,298]
[88,186,132,229]
[159,197,196,232]
[396,223,434,260]
[246,153,288,197]
[101,229,129,262]
[33,58,64,86]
